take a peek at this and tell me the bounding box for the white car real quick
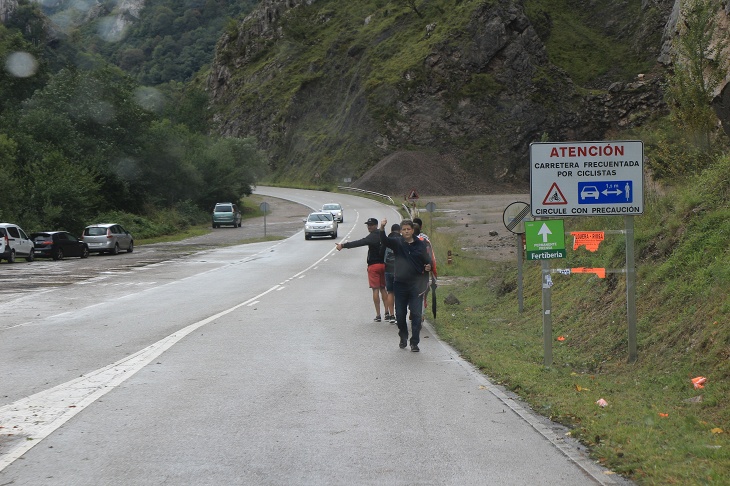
[0,223,35,263]
[321,203,344,222]
[304,212,338,240]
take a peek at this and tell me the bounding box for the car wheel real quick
[305,234,311,240]
[238,220,242,227]
[81,247,89,259]
[25,249,34,262]
[110,243,119,255]
[7,250,15,263]
[127,241,134,253]
[53,248,64,260]
[332,231,338,238]
[213,224,218,229]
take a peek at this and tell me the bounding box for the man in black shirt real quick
[336,218,387,322]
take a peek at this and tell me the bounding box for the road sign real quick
[408,189,419,200]
[425,202,436,212]
[530,141,644,217]
[503,201,532,234]
[525,220,565,260]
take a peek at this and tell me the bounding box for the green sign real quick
[525,220,566,260]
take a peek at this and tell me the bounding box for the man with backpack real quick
[383,223,401,324]
[336,218,388,322]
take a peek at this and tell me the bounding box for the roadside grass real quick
[426,158,730,484]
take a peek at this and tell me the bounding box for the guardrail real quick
[337,186,394,205]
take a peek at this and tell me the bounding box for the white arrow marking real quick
[602,189,622,196]
[538,223,552,243]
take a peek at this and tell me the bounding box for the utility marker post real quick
[259,201,270,237]
[625,216,637,363]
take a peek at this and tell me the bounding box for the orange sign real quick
[571,267,606,278]
[570,231,605,252]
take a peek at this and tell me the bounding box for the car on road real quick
[304,212,338,240]
[321,203,344,222]
[31,231,90,260]
[0,223,35,263]
[81,224,134,255]
[212,202,242,228]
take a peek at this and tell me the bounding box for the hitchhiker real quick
[379,218,432,352]
[336,218,387,322]
[383,223,401,323]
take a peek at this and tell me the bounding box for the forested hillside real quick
[0,1,266,236]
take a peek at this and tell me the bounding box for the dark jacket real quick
[380,230,432,285]
[383,231,400,273]
[343,229,385,265]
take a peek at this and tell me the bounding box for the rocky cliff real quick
[207,0,674,190]
[0,0,17,23]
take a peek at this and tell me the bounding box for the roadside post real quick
[259,201,270,237]
[530,140,644,364]
[502,202,532,312]
[525,219,566,366]
[425,202,436,236]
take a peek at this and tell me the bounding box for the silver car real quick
[304,212,338,240]
[81,223,134,255]
[321,203,344,222]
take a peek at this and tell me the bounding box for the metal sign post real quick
[503,202,532,312]
[529,140,644,363]
[425,202,436,236]
[259,201,270,237]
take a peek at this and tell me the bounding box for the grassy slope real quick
[430,156,730,484]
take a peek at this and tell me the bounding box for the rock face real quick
[207,0,672,189]
[0,0,18,23]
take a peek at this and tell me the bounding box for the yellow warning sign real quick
[570,231,605,252]
[542,183,567,205]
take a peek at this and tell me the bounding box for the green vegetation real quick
[0,10,267,237]
[524,0,653,85]
[425,155,730,484]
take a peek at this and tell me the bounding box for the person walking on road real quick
[379,218,432,352]
[383,223,401,324]
[336,217,388,322]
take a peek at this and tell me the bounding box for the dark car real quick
[31,231,89,260]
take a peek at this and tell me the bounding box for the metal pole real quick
[625,216,637,363]
[517,233,524,312]
[542,260,552,366]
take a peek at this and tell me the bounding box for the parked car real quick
[304,212,338,240]
[0,223,35,263]
[321,203,344,222]
[31,231,89,260]
[81,224,134,255]
[212,202,242,228]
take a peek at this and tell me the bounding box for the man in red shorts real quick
[336,218,387,322]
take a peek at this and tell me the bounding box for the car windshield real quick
[215,205,232,212]
[85,227,107,236]
[323,204,340,210]
[308,213,333,222]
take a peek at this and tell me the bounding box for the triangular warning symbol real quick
[543,183,568,205]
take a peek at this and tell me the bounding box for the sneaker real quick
[384,313,392,321]
[389,315,396,324]
[399,338,407,349]
[374,316,381,322]
[411,344,420,352]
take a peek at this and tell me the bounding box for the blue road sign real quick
[578,181,633,205]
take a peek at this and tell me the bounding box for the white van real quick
[0,223,35,263]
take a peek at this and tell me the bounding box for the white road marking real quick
[0,285,281,472]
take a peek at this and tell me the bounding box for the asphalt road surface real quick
[0,188,631,485]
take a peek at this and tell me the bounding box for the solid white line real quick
[0,284,281,473]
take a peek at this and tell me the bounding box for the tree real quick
[665,0,726,158]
